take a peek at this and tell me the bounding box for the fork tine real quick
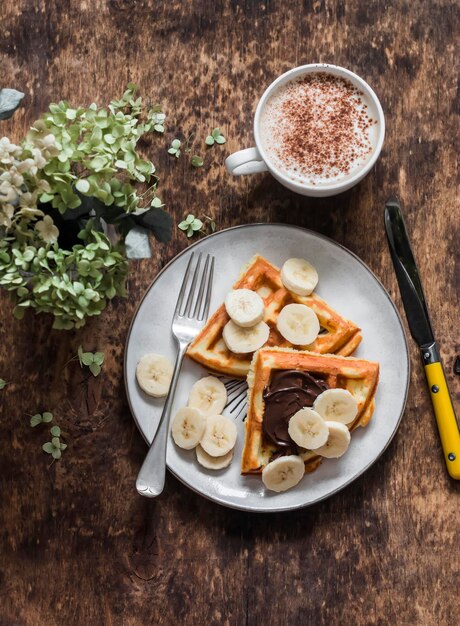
[199,256,214,321]
[192,254,211,319]
[174,253,194,317]
[183,253,202,318]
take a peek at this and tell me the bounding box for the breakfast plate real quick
[124,224,409,512]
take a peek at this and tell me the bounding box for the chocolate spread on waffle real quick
[263,370,329,455]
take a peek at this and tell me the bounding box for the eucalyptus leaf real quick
[135,207,172,243]
[0,88,25,120]
[124,226,151,259]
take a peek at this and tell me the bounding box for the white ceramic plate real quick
[124,224,409,512]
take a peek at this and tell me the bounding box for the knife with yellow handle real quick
[385,198,460,479]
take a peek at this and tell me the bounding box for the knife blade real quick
[384,197,460,479]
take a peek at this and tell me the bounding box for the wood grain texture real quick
[0,1,459,625]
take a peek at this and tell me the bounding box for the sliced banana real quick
[188,376,227,416]
[200,414,237,457]
[222,319,270,354]
[315,421,351,458]
[262,455,305,492]
[288,408,329,450]
[225,289,265,328]
[136,353,173,397]
[281,258,319,296]
[195,444,233,470]
[276,303,320,345]
[171,407,206,450]
[313,388,358,425]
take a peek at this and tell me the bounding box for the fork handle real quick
[136,342,189,497]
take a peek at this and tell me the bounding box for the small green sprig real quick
[178,214,203,237]
[78,345,104,376]
[178,214,216,238]
[29,411,67,460]
[205,128,226,146]
[168,139,181,158]
[0,378,6,390]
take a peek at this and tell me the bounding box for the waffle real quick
[242,347,380,475]
[187,255,362,377]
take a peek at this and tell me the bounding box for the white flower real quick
[0,137,22,165]
[35,215,59,243]
[0,179,17,203]
[0,202,14,228]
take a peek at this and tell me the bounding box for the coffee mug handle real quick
[225,147,268,176]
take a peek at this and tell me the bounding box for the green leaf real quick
[42,412,53,423]
[0,379,6,390]
[52,448,62,460]
[60,443,68,450]
[50,425,61,437]
[212,128,221,139]
[167,147,177,155]
[171,139,181,149]
[77,345,84,366]
[150,196,163,208]
[205,135,215,146]
[81,352,94,366]
[186,214,195,224]
[75,179,90,193]
[187,226,194,238]
[178,221,189,230]
[42,442,54,454]
[89,362,101,377]
[191,155,204,168]
[93,352,104,366]
[191,219,203,231]
[30,414,43,427]
[215,135,226,144]
[52,437,61,447]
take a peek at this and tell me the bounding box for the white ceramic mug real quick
[225,64,385,197]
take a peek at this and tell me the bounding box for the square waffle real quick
[187,255,362,377]
[242,347,380,474]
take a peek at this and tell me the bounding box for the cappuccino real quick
[260,72,379,186]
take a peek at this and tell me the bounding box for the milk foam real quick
[259,74,380,186]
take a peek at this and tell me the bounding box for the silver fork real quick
[136,252,214,498]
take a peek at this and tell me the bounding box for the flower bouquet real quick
[0,85,171,329]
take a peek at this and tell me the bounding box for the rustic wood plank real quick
[0,1,459,625]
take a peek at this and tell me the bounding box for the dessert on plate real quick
[242,347,379,482]
[187,255,362,377]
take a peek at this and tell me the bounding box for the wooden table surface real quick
[1,1,459,625]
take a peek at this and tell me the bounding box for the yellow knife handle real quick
[424,361,460,479]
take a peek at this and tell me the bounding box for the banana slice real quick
[262,455,305,492]
[288,408,329,450]
[276,303,320,345]
[136,353,174,397]
[315,421,351,458]
[195,444,233,470]
[171,407,206,450]
[225,289,265,328]
[188,376,227,416]
[281,258,319,296]
[313,388,358,425]
[200,414,237,457]
[222,319,270,354]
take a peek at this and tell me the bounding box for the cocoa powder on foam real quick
[262,73,378,184]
